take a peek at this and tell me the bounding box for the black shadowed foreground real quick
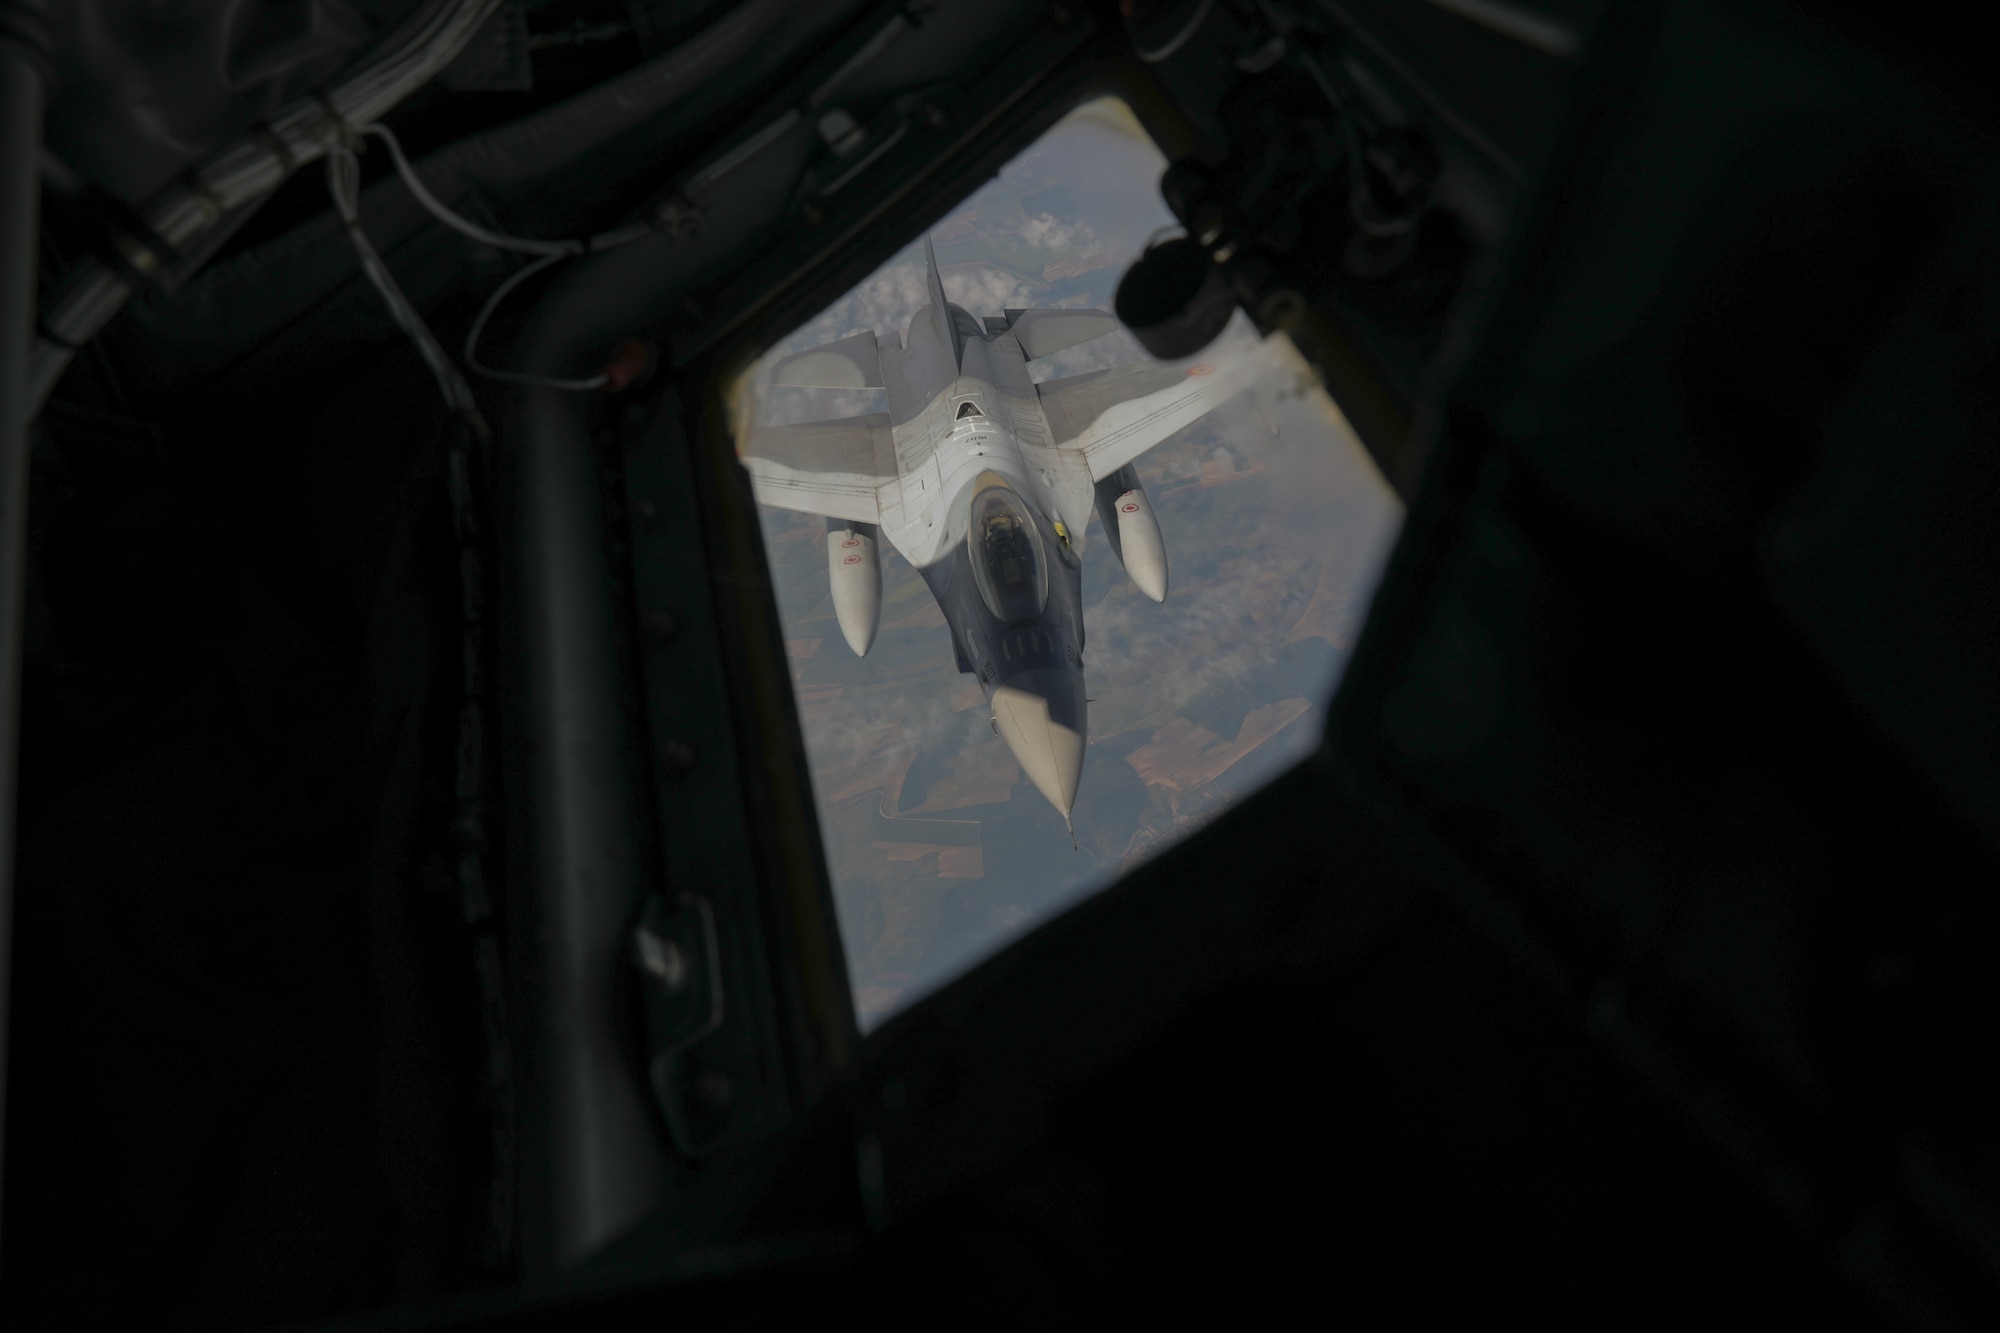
[1,2,1994,1330]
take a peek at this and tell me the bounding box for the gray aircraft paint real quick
[741,237,1286,822]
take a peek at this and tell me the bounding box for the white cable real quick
[356,123,651,392]
[462,251,610,391]
[362,119,649,389]
[364,123,579,257]
[331,138,609,412]
[336,117,644,398]
[327,144,487,426]
[363,123,654,259]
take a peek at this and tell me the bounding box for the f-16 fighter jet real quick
[740,238,1280,831]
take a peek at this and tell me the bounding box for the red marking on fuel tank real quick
[842,554,863,565]
[842,537,860,547]
[1121,502,1139,513]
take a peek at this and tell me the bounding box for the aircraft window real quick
[956,402,982,419]
[741,97,1404,1029]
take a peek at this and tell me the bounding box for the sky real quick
[741,98,1405,1028]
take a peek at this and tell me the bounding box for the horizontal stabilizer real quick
[770,330,884,388]
[1008,308,1119,360]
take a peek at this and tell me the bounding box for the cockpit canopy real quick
[967,481,1048,625]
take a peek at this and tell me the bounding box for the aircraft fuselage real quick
[892,307,1091,824]
[748,241,1233,829]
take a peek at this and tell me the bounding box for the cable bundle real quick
[30,0,508,411]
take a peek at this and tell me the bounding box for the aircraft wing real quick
[1037,338,1285,483]
[737,411,896,524]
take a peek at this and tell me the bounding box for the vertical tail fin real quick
[899,234,961,409]
[923,234,951,350]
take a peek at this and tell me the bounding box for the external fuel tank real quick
[1093,465,1168,603]
[827,520,881,656]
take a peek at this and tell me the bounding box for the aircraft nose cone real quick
[990,667,1087,818]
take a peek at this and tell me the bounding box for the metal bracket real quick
[631,893,727,1157]
[792,83,967,220]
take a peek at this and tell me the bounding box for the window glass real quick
[967,480,1049,623]
[741,97,1404,1029]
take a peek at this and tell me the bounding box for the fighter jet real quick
[739,238,1279,831]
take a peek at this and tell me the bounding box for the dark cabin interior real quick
[0,1,1995,1329]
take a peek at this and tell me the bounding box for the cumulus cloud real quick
[1014,211,1097,254]
[939,266,1037,317]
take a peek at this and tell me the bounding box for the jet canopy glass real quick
[967,480,1048,624]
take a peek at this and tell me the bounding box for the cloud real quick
[939,266,1037,316]
[786,257,929,350]
[1015,211,1097,254]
